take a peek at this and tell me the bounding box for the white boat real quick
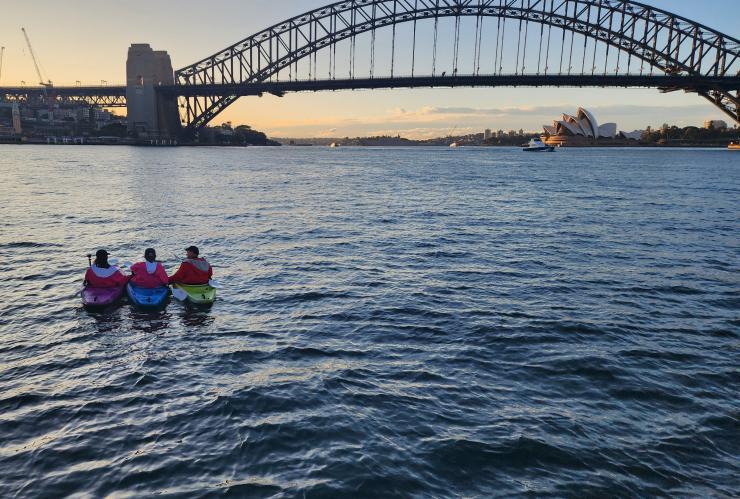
[329,142,339,148]
[449,142,459,148]
[522,138,555,152]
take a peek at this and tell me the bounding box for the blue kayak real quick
[127,283,169,308]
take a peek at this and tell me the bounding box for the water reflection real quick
[84,305,125,334]
[128,308,173,335]
[178,306,216,328]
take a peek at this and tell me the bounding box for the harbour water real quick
[1,145,738,496]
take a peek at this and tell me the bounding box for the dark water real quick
[1,145,738,497]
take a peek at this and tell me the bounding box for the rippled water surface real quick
[1,145,738,497]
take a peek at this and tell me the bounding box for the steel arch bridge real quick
[174,0,740,133]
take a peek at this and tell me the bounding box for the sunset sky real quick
[1,0,737,138]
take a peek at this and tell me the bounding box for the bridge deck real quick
[162,75,740,97]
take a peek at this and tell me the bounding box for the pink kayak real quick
[81,285,125,308]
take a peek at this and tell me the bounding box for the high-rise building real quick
[704,119,728,130]
[484,128,492,140]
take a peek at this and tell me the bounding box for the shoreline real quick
[0,141,736,149]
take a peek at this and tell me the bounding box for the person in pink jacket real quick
[129,248,169,289]
[84,250,129,288]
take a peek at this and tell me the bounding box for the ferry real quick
[449,142,459,148]
[522,138,555,152]
[729,141,740,150]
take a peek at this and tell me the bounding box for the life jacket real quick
[169,258,212,285]
[85,265,128,288]
[130,261,168,289]
[185,258,211,272]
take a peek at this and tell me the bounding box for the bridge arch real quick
[174,0,740,131]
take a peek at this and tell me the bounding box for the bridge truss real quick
[174,0,740,132]
[0,86,127,108]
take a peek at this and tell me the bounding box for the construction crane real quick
[21,28,52,88]
[0,47,5,84]
[21,27,54,122]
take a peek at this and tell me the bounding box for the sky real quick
[0,0,737,138]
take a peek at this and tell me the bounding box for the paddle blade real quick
[208,279,222,289]
[171,287,188,302]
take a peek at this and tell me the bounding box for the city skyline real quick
[1,0,737,138]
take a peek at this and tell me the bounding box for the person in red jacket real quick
[84,250,129,288]
[129,248,169,288]
[168,246,213,285]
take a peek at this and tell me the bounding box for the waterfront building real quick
[704,119,728,130]
[541,107,618,146]
[484,128,492,140]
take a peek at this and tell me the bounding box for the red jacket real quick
[129,261,169,288]
[84,266,129,288]
[168,258,212,285]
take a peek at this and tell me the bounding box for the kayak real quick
[81,285,125,308]
[172,283,217,305]
[127,283,169,308]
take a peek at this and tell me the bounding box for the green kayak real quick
[173,284,217,305]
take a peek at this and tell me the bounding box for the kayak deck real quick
[173,284,217,305]
[127,283,169,308]
[81,285,125,308]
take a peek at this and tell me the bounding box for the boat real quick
[729,141,740,150]
[329,142,339,148]
[449,142,459,148]
[127,283,169,308]
[81,285,125,309]
[172,283,217,305]
[522,138,555,152]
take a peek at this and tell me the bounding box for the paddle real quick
[208,279,222,289]
[171,286,189,301]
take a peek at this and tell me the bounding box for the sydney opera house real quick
[542,108,618,146]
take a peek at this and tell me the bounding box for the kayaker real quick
[168,246,213,285]
[84,250,129,288]
[129,248,169,288]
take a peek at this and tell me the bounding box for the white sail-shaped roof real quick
[578,118,595,137]
[577,108,600,137]
[598,123,617,138]
[557,120,584,136]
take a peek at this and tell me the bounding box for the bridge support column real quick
[126,44,180,139]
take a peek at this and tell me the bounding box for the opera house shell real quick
[542,107,617,146]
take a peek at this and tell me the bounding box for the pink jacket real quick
[84,266,129,288]
[129,261,169,289]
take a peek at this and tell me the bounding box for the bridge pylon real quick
[126,44,180,139]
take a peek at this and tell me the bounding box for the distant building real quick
[497,130,505,138]
[541,107,618,146]
[620,130,644,141]
[704,119,728,130]
[484,128,492,140]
